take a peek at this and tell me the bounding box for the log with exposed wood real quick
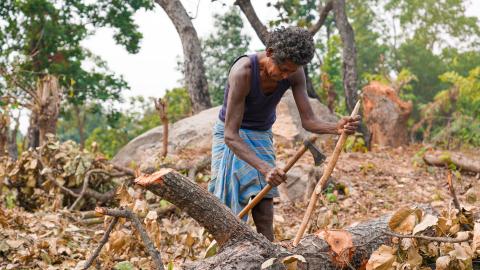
[134,169,397,270]
[362,81,413,147]
[423,150,480,174]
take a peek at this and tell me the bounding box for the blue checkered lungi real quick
[208,120,279,219]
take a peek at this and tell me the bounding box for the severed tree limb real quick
[154,98,169,159]
[82,216,119,270]
[188,155,211,180]
[424,151,480,173]
[96,207,165,270]
[134,168,402,270]
[382,230,470,243]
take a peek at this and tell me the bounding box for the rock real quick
[113,91,337,168]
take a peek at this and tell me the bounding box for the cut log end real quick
[95,206,107,215]
[134,168,173,186]
[316,229,355,268]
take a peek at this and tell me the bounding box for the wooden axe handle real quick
[292,100,361,246]
[237,136,317,219]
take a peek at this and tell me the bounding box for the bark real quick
[362,82,412,147]
[74,105,85,149]
[234,0,269,44]
[154,98,168,158]
[155,0,211,113]
[7,112,20,160]
[0,112,8,156]
[308,1,334,35]
[135,169,395,270]
[332,0,358,113]
[27,112,40,149]
[304,66,321,100]
[33,75,61,146]
[424,151,480,174]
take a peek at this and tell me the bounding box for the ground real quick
[0,144,478,269]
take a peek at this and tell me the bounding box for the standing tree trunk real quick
[8,112,20,160]
[74,105,85,149]
[36,75,61,146]
[156,0,211,113]
[332,0,358,113]
[27,112,40,149]
[0,111,8,156]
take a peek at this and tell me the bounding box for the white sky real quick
[17,0,480,133]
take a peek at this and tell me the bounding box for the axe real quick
[237,135,326,219]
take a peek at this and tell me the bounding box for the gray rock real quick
[112,91,337,169]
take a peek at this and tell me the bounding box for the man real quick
[208,26,360,241]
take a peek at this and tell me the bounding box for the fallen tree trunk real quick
[134,169,397,269]
[424,151,480,173]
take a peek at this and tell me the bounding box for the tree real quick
[155,0,212,113]
[202,7,251,106]
[0,0,153,147]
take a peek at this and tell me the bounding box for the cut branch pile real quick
[1,136,134,211]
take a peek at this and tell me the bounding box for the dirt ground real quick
[1,144,478,269]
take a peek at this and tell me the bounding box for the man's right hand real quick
[265,167,286,186]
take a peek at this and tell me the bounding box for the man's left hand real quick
[336,115,361,135]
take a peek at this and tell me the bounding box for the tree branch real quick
[308,0,334,35]
[82,216,119,270]
[383,230,470,243]
[234,0,269,45]
[96,207,165,270]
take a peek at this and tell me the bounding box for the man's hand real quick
[336,115,361,135]
[265,167,286,187]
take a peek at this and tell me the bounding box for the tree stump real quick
[362,81,412,147]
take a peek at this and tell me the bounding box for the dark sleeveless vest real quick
[218,54,291,131]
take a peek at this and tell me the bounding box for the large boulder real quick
[112,91,337,169]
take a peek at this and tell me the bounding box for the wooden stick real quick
[237,135,317,219]
[293,100,361,247]
[95,207,165,270]
[383,230,470,243]
[82,216,119,270]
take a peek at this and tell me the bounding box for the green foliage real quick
[0,0,154,109]
[202,7,251,106]
[418,67,480,147]
[163,87,192,123]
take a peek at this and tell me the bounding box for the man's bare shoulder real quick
[229,56,251,81]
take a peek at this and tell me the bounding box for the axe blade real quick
[303,139,326,166]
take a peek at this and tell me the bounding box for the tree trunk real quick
[362,81,412,147]
[36,75,61,146]
[304,66,321,100]
[8,113,19,160]
[156,0,211,113]
[234,0,269,44]
[74,105,85,149]
[0,111,8,156]
[27,112,40,149]
[135,169,394,270]
[332,0,358,113]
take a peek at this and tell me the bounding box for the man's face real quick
[266,58,299,81]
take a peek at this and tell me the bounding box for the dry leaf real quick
[366,245,396,270]
[406,247,422,268]
[261,258,277,269]
[412,214,438,235]
[436,256,451,270]
[472,223,479,253]
[388,208,422,234]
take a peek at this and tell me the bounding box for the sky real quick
[81,0,274,100]
[16,0,480,133]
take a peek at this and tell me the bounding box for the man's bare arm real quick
[290,68,360,135]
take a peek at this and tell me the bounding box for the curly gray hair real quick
[266,26,315,66]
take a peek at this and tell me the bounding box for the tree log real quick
[134,169,397,269]
[424,151,480,173]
